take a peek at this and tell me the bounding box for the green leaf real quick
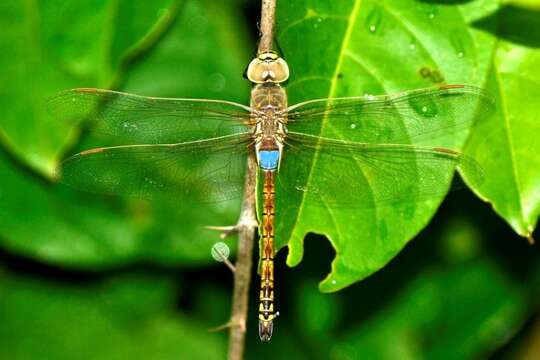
[466,8,540,239]
[0,271,226,359]
[122,0,250,102]
[0,0,250,267]
[505,0,540,11]
[294,281,341,337]
[331,259,527,360]
[276,0,496,291]
[0,0,178,175]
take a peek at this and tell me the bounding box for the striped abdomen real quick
[258,170,277,341]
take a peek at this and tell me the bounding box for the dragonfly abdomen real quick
[259,170,277,342]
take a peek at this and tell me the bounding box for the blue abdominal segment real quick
[259,150,280,170]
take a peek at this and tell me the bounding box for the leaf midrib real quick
[288,0,363,253]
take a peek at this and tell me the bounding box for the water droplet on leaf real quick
[450,32,466,59]
[295,185,308,192]
[365,7,382,35]
[408,96,438,118]
[426,5,438,20]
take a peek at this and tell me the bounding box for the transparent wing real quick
[48,88,252,144]
[56,134,252,202]
[286,85,494,146]
[278,133,483,207]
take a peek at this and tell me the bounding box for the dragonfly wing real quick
[48,88,252,144]
[286,85,494,148]
[279,133,483,207]
[56,134,252,202]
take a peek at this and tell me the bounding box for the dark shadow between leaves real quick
[472,5,540,48]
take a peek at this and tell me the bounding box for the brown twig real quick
[213,244,237,273]
[228,152,259,360]
[227,1,277,359]
[258,0,277,54]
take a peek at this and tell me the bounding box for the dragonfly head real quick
[247,52,289,84]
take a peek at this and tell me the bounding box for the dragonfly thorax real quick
[251,83,288,171]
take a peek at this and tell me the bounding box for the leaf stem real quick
[228,1,277,359]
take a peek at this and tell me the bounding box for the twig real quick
[258,0,277,54]
[214,246,237,273]
[227,1,277,359]
[205,225,238,239]
[228,152,259,360]
[209,320,235,333]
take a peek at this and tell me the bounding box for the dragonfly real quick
[50,51,493,342]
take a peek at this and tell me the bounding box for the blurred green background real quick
[0,0,539,359]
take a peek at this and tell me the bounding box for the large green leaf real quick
[275,0,497,292]
[0,0,178,175]
[466,6,540,239]
[331,259,527,359]
[0,271,226,359]
[0,0,250,267]
[0,145,240,267]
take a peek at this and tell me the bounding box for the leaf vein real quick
[290,0,363,242]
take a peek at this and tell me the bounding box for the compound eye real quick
[268,58,289,83]
[246,58,267,83]
[246,54,289,83]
